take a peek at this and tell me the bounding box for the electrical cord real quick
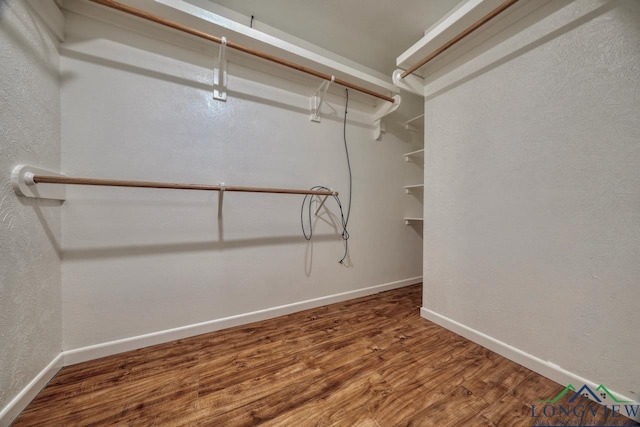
[343,89,352,226]
[300,186,350,263]
[300,89,352,263]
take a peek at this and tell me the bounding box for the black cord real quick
[300,91,352,263]
[300,187,350,263]
[343,89,352,227]
[250,15,255,28]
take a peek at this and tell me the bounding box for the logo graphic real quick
[531,384,639,426]
[537,384,633,404]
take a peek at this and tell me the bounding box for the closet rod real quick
[90,0,395,103]
[400,0,519,78]
[31,175,338,196]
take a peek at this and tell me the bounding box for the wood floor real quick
[13,285,639,426]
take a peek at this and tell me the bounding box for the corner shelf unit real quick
[402,110,424,226]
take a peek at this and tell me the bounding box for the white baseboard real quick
[421,307,640,422]
[0,353,64,427]
[63,277,422,365]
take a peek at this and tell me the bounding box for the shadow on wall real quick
[58,197,350,273]
[0,0,64,80]
[407,221,423,236]
[17,197,63,257]
[409,188,424,204]
[58,48,374,129]
[15,191,348,272]
[384,118,419,145]
[62,233,341,261]
[60,47,211,93]
[0,180,62,257]
[304,203,352,276]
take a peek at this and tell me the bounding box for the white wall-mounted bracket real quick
[218,181,225,217]
[392,69,424,96]
[373,94,401,140]
[11,164,66,201]
[213,37,228,101]
[310,76,334,122]
[373,120,386,141]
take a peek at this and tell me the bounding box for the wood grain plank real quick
[461,355,532,404]
[397,385,490,427]
[473,394,532,427]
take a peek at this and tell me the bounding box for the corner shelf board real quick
[404,148,424,162]
[404,217,424,225]
[404,184,424,193]
[402,114,424,133]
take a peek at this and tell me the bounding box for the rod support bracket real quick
[373,94,401,140]
[392,69,424,96]
[213,37,228,101]
[310,76,334,122]
[11,165,66,200]
[218,181,225,217]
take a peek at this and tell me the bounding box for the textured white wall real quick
[0,0,62,419]
[60,12,423,351]
[423,0,639,400]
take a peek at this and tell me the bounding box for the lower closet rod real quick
[30,175,337,196]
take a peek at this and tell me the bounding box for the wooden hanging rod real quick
[32,175,338,196]
[400,0,519,78]
[90,0,395,104]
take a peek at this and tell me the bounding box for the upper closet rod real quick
[400,0,519,78]
[29,174,337,196]
[90,0,395,104]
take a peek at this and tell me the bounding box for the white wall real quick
[422,0,639,401]
[0,0,62,423]
[60,10,423,357]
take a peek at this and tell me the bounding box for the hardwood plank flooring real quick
[13,285,639,426]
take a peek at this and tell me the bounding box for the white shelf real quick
[396,0,508,75]
[404,113,424,124]
[404,184,424,193]
[402,114,425,133]
[64,0,397,106]
[404,149,425,161]
[149,0,398,96]
[404,217,424,225]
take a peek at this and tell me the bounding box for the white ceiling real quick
[207,0,463,76]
